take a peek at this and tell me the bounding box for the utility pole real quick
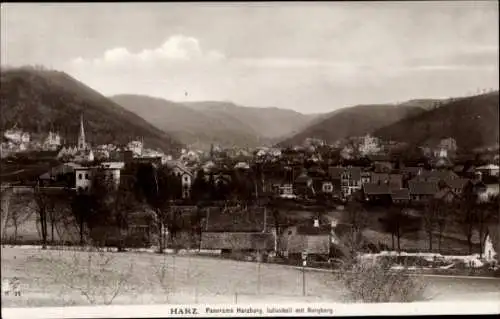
[257,250,261,295]
[302,251,307,296]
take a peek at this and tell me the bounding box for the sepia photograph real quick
[1,1,499,318]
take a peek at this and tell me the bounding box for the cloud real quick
[71,35,225,66]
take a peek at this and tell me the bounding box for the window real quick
[85,173,89,180]
[78,173,82,180]
[183,176,189,182]
[288,230,293,235]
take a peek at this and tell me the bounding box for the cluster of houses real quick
[271,159,499,205]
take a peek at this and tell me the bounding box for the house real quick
[321,181,334,194]
[444,178,471,196]
[100,162,125,188]
[361,171,371,184]
[279,218,333,259]
[391,188,410,204]
[294,170,313,197]
[328,166,345,193]
[200,232,275,255]
[341,167,362,197]
[476,164,500,177]
[408,180,439,203]
[200,206,275,258]
[43,131,61,151]
[73,148,95,163]
[75,167,93,192]
[411,169,458,183]
[166,160,194,199]
[370,173,403,189]
[362,183,392,203]
[434,187,460,203]
[433,156,454,169]
[368,154,393,173]
[483,224,500,264]
[400,166,423,182]
[38,163,81,187]
[273,182,294,198]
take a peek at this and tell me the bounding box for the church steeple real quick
[78,114,86,150]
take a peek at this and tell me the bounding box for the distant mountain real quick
[111,95,319,150]
[373,92,500,151]
[183,101,319,139]
[0,67,183,155]
[111,94,263,149]
[277,103,426,147]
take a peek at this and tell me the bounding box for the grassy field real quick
[1,247,342,307]
[2,247,500,308]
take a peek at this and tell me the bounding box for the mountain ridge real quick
[111,94,320,149]
[0,67,183,155]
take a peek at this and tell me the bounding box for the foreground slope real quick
[278,103,426,147]
[0,67,182,155]
[373,92,500,150]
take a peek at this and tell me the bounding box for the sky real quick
[1,2,498,114]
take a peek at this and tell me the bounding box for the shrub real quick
[333,258,430,303]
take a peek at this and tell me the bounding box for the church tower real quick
[77,114,87,150]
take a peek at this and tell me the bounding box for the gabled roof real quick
[371,173,403,185]
[445,178,471,190]
[400,167,422,175]
[363,183,392,195]
[391,188,410,200]
[344,167,362,180]
[368,154,392,162]
[200,232,274,250]
[434,188,459,200]
[328,167,345,179]
[100,162,125,170]
[453,165,465,173]
[295,172,312,184]
[408,180,439,195]
[413,169,458,182]
[477,164,500,170]
[204,206,271,232]
[295,223,332,236]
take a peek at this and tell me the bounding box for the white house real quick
[484,225,499,264]
[75,167,93,192]
[167,160,193,199]
[127,140,143,157]
[322,181,334,194]
[359,134,381,156]
[44,131,61,150]
[476,164,500,177]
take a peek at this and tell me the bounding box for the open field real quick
[1,247,341,307]
[2,247,500,308]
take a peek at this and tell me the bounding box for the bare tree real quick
[423,199,445,251]
[42,248,133,305]
[151,254,174,303]
[340,196,368,256]
[5,200,32,243]
[33,185,55,249]
[456,185,478,254]
[435,204,448,253]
